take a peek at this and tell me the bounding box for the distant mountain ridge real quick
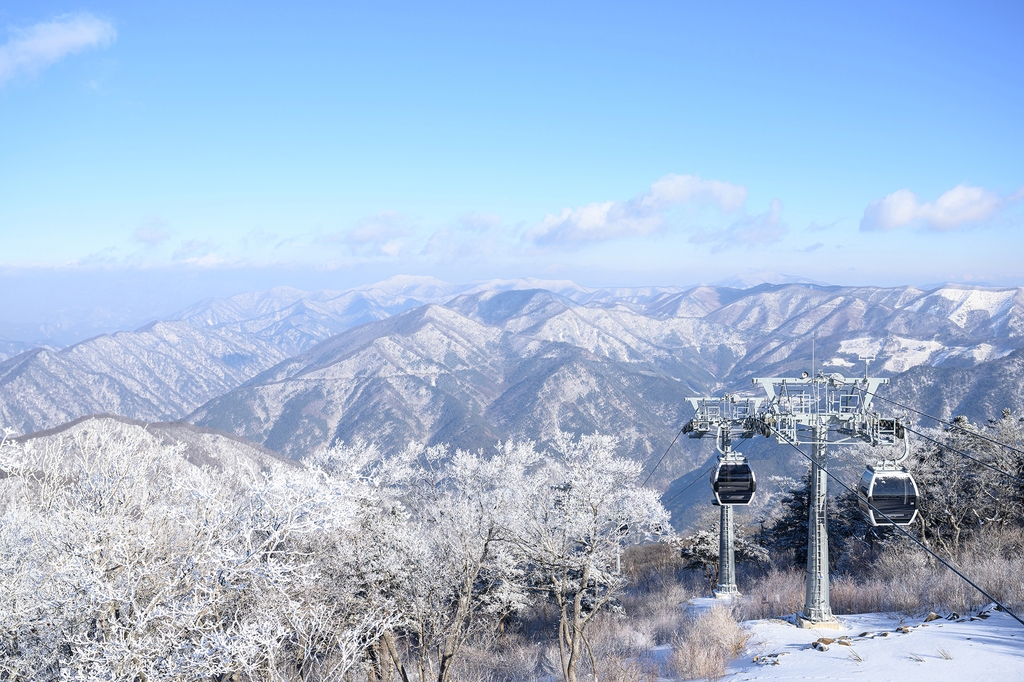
[165,276,696,355]
[0,321,287,435]
[3,277,1024,489]
[0,339,42,363]
[186,281,1024,485]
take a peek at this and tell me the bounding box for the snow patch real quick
[933,343,1015,365]
[908,287,1018,329]
[837,337,884,359]
[730,608,1023,681]
[837,336,942,373]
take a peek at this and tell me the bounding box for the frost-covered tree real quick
[0,422,397,681]
[313,439,539,682]
[0,422,671,682]
[513,433,671,682]
[910,411,1024,555]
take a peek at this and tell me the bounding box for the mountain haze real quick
[3,278,1024,492]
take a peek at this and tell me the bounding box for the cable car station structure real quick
[683,359,916,629]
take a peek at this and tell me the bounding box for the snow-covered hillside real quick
[13,414,289,472]
[731,608,1022,681]
[5,278,1024,469]
[0,322,287,434]
[187,281,1024,467]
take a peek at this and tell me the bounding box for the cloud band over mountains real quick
[860,183,1022,232]
[525,174,751,245]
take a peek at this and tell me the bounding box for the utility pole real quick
[752,362,904,629]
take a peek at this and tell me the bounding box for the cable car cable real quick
[847,381,1024,481]
[763,422,1024,628]
[643,426,685,487]
[660,436,750,507]
[902,424,1024,485]
[660,462,718,508]
[855,388,1024,459]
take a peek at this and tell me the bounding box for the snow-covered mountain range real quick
[2,277,1024,486]
[0,322,287,435]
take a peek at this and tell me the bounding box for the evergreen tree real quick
[678,516,770,590]
[766,472,883,571]
[766,473,810,565]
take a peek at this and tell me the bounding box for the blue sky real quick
[1,1,1023,322]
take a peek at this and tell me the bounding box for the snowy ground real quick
[729,606,1023,681]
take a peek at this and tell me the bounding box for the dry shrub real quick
[589,654,661,682]
[736,529,1024,621]
[733,568,805,621]
[622,541,685,587]
[441,631,546,682]
[830,530,1024,616]
[620,580,694,645]
[588,616,656,655]
[670,606,749,681]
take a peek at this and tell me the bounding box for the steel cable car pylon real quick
[683,395,761,599]
[711,426,752,597]
[753,357,914,629]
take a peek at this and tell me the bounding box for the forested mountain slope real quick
[4,279,1024,485]
[0,322,286,435]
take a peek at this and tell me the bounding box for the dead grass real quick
[670,605,749,681]
[733,568,805,621]
[389,529,1024,681]
[618,580,695,645]
[736,531,1024,621]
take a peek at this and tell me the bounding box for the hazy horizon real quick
[3,2,1023,334]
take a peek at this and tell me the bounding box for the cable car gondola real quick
[857,465,919,526]
[710,457,756,505]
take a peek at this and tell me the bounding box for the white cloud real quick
[688,198,786,252]
[525,173,748,245]
[331,211,412,258]
[0,14,116,86]
[860,183,1018,231]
